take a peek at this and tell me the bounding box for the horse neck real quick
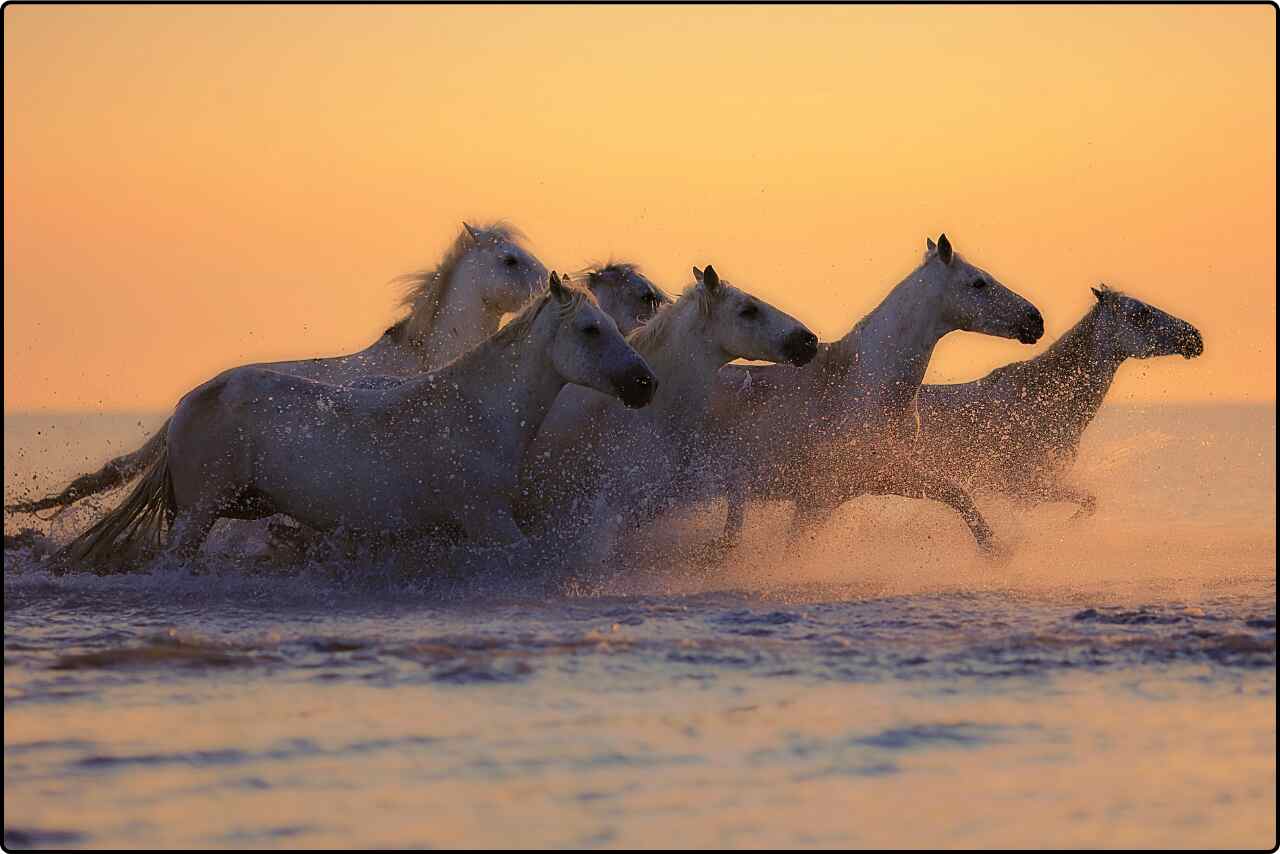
[631,302,726,428]
[420,309,566,466]
[830,269,954,402]
[1024,306,1124,430]
[410,269,505,367]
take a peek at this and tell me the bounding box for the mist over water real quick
[4,405,1275,848]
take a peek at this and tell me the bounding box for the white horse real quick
[916,285,1203,513]
[517,264,817,547]
[708,234,1045,553]
[576,262,672,335]
[9,222,547,516]
[63,274,657,567]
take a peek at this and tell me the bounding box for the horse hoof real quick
[1070,499,1098,521]
[979,538,1013,564]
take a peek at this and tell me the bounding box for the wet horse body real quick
[916,286,1204,511]
[709,235,1044,551]
[64,276,657,565]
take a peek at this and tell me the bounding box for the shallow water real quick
[4,405,1275,848]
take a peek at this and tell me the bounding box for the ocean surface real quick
[3,404,1275,849]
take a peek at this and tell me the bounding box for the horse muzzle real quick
[783,330,819,366]
[1180,327,1205,359]
[615,363,658,409]
[1015,309,1045,345]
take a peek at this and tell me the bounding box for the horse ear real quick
[1092,285,1107,303]
[549,271,569,302]
[462,222,480,240]
[701,264,721,292]
[926,237,937,252]
[937,233,954,265]
[691,266,704,283]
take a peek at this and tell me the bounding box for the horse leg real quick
[788,496,840,541]
[1045,483,1097,519]
[879,463,997,553]
[721,487,747,548]
[164,504,220,564]
[692,482,748,564]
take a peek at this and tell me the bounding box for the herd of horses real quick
[6,222,1205,575]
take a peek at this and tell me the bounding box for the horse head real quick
[546,272,658,408]
[922,233,1044,345]
[452,222,549,313]
[580,262,672,335]
[690,265,817,366]
[1089,285,1204,360]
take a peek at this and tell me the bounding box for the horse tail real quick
[5,419,170,516]
[61,444,175,569]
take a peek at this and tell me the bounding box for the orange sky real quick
[4,5,1275,410]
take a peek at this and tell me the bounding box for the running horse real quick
[916,285,1203,513]
[707,234,1044,554]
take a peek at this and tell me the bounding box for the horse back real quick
[251,334,424,386]
[916,360,1075,491]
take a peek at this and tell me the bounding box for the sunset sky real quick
[4,5,1275,411]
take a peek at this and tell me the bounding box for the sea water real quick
[3,405,1274,848]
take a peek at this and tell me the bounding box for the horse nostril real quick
[617,365,658,408]
[1184,328,1205,358]
[784,330,819,366]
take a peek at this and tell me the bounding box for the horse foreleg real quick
[722,487,747,547]
[788,496,840,541]
[927,476,995,553]
[877,464,996,553]
[689,483,747,565]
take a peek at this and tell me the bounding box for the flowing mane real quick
[580,261,672,304]
[487,280,596,349]
[386,222,527,344]
[627,282,713,353]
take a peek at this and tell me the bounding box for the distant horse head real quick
[921,234,1044,345]
[393,222,548,347]
[1089,285,1204,360]
[687,265,818,365]
[578,262,672,335]
[538,272,657,408]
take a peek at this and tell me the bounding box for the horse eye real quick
[503,255,519,268]
[971,278,987,289]
[740,304,760,318]
[582,324,600,337]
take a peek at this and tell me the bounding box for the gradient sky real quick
[4,5,1275,411]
